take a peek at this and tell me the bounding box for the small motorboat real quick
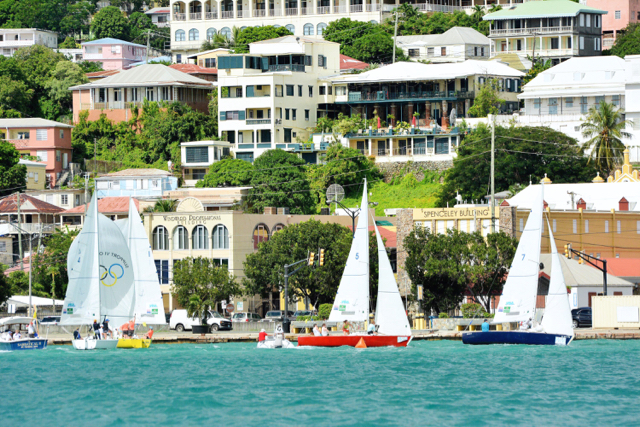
[0,317,48,351]
[257,325,295,349]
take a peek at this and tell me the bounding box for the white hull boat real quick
[257,337,295,349]
[72,338,119,350]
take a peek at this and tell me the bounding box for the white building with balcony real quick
[483,0,607,66]
[146,6,172,27]
[94,169,179,200]
[181,140,232,185]
[0,28,58,57]
[217,36,339,163]
[397,27,491,63]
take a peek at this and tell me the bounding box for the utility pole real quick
[489,114,496,234]
[145,29,151,64]
[28,234,32,317]
[392,11,399,64]
[17,192,23,271]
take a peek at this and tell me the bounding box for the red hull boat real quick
[297,335,412,348]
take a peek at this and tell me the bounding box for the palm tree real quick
[472,5,484,22]
[151,199,178,212]
[489,4,502,13]
[579,101,632,175]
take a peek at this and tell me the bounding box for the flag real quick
[33,306,37,319]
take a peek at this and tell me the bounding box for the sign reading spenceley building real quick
[414,207,499,220]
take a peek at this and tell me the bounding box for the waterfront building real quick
[19,160,47,191]
[585,0,638,49]
[0,28,58,57]
[94,168,179,199]
[0,118,74,188]
[70,64,214,123]
[146,6,172,27]
[483,0,606,65]
[26,188,86,210]
[397,27,491,63]
[217,36,340,162]
[81,38,148,71]
[180,140,232,185]
[58,197,140,229]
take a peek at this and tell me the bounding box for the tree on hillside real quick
[78,61,104,73]
[381,5,489,37]
[467,78,505,117]
[91,6,130,40]
[437,125,599,207]
[31,228,79,298]
[232,26,292,53]
[522,58,552,85]
[611,23,640,58]
[579,101,632,176]
[243,220,352,307]
[0,75,33,115]
[196,158,254,188]
[201,27,241,50]
[246,149,316,214]
[59,36,79,49]
[43,61,88,120]
[0,265,12,307]
[0,141,27,193]
[324,18,404,63]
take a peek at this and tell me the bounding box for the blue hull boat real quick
[0,339,48,351]
[462,331,572,346]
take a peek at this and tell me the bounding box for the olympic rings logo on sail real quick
[100,264,124,287]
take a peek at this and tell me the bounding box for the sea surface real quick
[1,339,639,426]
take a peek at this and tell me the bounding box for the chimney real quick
[264,207,276,215]
[576,198,586,210]
[619,197,629,211]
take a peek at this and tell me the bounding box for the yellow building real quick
[19,159,46,190]
[186,48,230,69]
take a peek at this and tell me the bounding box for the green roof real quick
[483,0,607,21]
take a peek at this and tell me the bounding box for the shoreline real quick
[43,328,640,345]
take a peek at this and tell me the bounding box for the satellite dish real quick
[326,184,345,204]
[449,108,457,127]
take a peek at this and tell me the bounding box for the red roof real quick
[86,70,121,79]
[169,64,218,75]
[61,197,140,215]
[603,258,640,278]
[340,54,369,71]
[347,225,396,248]
[3,256,31,275]
[0,194,64,214]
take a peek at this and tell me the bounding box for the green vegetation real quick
[467,78,505,118]
[579,101,632,176]
[29,227,80,298]
[59,36,79,49]
[197,158,253,188]
[461,303,491,319]
[381,4,491,37]
[0,265,12,306]
[0,0,95,38]
[611,23,640,58]
[232,26,293,53]
[437,125,599,207]
[522,58,552,85]
[0,141,27,193]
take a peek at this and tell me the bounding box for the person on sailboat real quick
[482,320,490,332]
[102,318,111,338]
[274,325,284,347]
[93,320,101,339]
[312,324,321,336]
[13,330,21,340]
[342,320,351,335]
[367,320,376,335]
[321,324,329,336]
[258,328,267,342]
[73,328,81,340]
[519,318,532,331]
[27,322,36,338]
[145,326,154,339]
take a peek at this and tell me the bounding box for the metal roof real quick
[483,0,607,21]
[539,254,633,287]
[398,27,490,47]
[97,168,171,178]
[0,118,74,129]
[82,37,146,48]
[69,64,214,89]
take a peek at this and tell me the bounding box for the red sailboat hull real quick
[297,335,412,348]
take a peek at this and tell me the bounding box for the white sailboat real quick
[298,179,412,348]
[462,184,574,346]
[61,193,135,350]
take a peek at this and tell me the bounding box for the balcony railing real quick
[246,119,271,125]
[174,13,186,20]
[317,6,331,14]
[268,64,306,72]
[269,8,282,16]
[285,7,297,15]
[205,11,217,19]
[366,4,380,12]
[350,4,363,12]
[221,10,234,18]
[253,9,266,17]
[347,90,474,102]
[301,7,310,14]
[334,5,347,13]
[189,12,202,19]
[490,26,573,36]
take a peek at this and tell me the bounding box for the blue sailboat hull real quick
[462,331,572,346]
[0,339,48,351]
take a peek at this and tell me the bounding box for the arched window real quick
[220,27,231,39]
[240,26,248,31]
[213,224,229,249]
[272,223,285,234]
[175,30,185,42]
[192,225,209,250]
[153,226,169,250]
[285,24,295,34]
[173,226,188,250]
[253,224,269,250]
[206,28,217,40]
[189,28,199,41]
[303,23,314,36]
[317,23,327,36]
[273,24,281,28]
[369,20,377,24]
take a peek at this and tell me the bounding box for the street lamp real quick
[325,198,378,238]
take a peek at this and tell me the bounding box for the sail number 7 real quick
[522,253,525,260]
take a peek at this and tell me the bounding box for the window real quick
[534,98,541,111]
[408,49,419,57]
[155,260,169,285]
[153,226,169,250]
[305,55,312,66]
[191,168,206,180]
[146,87,155,101]
[298,85,302,97]
[303,23,314,35]
[175,30,185,41]
[579,36,584,50]
[186,147,208,163]
[292,109,296,120]
[213,224,229,249]
[317,23,327,36]
[586,14,591,26]
[328,86,332,95]
[335,86,346,96]
[566,97,573,108]
[637,220,640,233]
[206,28,216,40]
[285,109,290,120]
[34,173,38,183]
[75,195,80,205]
[427,47,434,57]
[318,55,327,68]
[61,194,68,205]
[213,258,229,267]
[305,109,310,121]
[550,38,559,50]
[615,10,621,19]
[189,28,199,41]
[567,37,572,49]
[308,85,313,97]
[612,95,620,106]
[36,150,48,161]
[579,14,584,26]
[553,219,557,232]
[573,219,577,234]
[581,97,588,113]
[34,129,48,141]
[286,85,294,96]
[56,150,61,162]
[176,54,182,64]
[605,220,609,233]
[204,58,216,68]
[319,86,326,95]
[441,47,446,56]
[285,24,295,33]
[584,220,589,233]
[253,224,269,249]
[595,96,604,106]
[617,220,621,234]
[549,98,558,115]
[192,225,209,250]
[519,218,524,232]
[284,128,292,143]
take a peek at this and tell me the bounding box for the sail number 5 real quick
[355,253,359,260]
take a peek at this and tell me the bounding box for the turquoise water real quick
[1,339,639,426]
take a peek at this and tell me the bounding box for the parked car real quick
[263,310,295,322]
[293,310,316,319]
[40,316,61,325]
[571,307,592,328]
[169,309,233,332]
[231,312,262,322]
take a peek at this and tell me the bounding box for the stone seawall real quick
[375,160,453,182]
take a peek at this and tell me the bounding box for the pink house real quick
[586,0,640,48]
[0,118,74,188]
[81,38,147,70]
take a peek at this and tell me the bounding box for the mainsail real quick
[541,221,575,339]
[494,184,544,323]
[373,219,411,336]
[115,199,167,324]
[329,179,370,323]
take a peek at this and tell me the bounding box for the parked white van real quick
[169,309,233,332]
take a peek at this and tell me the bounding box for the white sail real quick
[329,179,370,323]
[61,194,101,325]
[116,199,167,324]
[373,219,411,336]
[541,221,574,338]
[494,184,544,324]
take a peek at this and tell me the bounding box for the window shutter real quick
[199,59,204,66]
[246,86,254,97]
[239,110,246,120]
[220,111,226,121]
[261,57,268,71]
[36,129,47,140]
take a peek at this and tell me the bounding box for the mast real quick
[94,194,101,320]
